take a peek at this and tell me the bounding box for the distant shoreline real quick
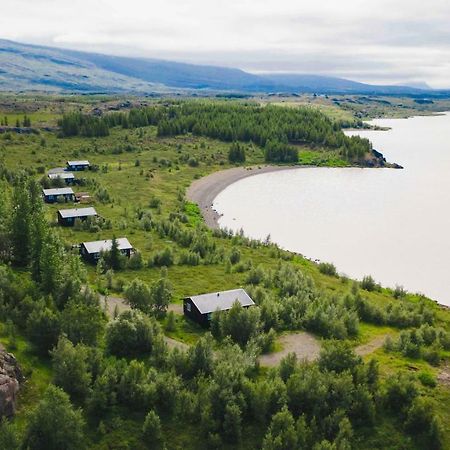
[186,165,306,228]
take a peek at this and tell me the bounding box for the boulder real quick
[0,350,24,418]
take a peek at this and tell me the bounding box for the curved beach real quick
[187,165,302,228]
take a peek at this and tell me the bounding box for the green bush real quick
[418,371,437,388]
[361,275,380,292]
[318,262,337,276]
[150,247,174,267]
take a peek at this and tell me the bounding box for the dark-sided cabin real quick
[80,237,133,263]
[42,187,75,203]
[48,172,75,185]
[67,160,90,171]
[57,207,97,226]
[183,288,255,327]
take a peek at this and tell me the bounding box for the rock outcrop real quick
[0,349,24,418]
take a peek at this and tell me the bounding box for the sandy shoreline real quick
[186,165,303,229]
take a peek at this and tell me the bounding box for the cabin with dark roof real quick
[80,238,133,263]
[48,172,75,185]
[67,160,90,171]
[57,207,97,226]
[42,187,75,203]
[183,288,255,327]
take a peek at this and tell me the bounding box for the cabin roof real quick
[81,238,133,254]
[58,207,97,219]
[67,160,90,166]
[42,187,74,196]
[186,288,255,314]
[48,172,75,179]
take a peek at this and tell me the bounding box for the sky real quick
[1,0,450,88]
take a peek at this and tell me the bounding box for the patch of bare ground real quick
[355,334,389,357]
[259,332,321,367]
[437,364,450,387]
[165,337,189,352]
[99,294,130,318]
[167,303,183,314]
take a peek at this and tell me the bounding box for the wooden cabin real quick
[80,238,133,263]
[183,288,255,327]
[42,187,75,203]
[48,172,75,185]
[57,207,97,226]
[67,160,90,171]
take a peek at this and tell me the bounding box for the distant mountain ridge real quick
[0,39,441,95]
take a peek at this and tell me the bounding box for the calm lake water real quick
[214,113,450,306]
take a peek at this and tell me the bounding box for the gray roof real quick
[187,288,255,314]
[48,172,75,179]
[42,187,74,196]
[58,207,97,219]
[67,160,90,166]
[82,238,133,254]
[47,167,66,174]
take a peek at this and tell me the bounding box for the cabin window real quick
[186,303,191,312]
[207,313,212,321]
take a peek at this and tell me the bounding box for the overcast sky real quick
[1,0,450,87]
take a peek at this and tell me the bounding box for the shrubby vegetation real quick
[384,324,450,364]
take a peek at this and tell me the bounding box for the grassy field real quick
[262,94,450,121]
[1,95,449,449]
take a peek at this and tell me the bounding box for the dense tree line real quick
[154,102,372,163]
[58,112,109,137]
[57,101,373,163]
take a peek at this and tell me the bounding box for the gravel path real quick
[355,334,389,356]
[167,303,183,314]
[100,294,130,318]
[259,332,321,367]
[186,165,302,229]
[165,337,189,351]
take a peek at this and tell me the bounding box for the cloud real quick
[1,0,450,87]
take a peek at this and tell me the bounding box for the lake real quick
[214,113,450,306]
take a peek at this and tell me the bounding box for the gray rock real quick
[0,350,23,418]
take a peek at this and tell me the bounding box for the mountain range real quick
[0,39,442,95]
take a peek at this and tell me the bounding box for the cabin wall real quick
[44,193,74,203]
[183,298,209,327]
[68,164,89,171]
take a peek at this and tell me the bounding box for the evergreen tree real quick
[262,407,298,450]
[23,385,86,450]
[26,305,61,355]
[142,410,163,446]
[39,231,64,295]
[10,179,32,266]
[107,236,122,270]
[228,142,246,163]
[29,179,48,281]
[51,336,91,401]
